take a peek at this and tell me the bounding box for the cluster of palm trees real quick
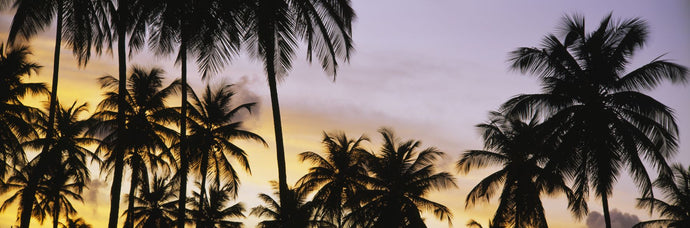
[1,0,354,227]
[0,0,688,226]
[458,14,688,228]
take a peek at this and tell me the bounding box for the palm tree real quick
[0,165,48,225]
[250,181,334,228]
[38,164,85,228]
[634,164,690,228]
[0,42,45,184]
[297,132,370,227]
[347,128,456,228]
[145,1,244,225]
[241,0,355,208]
[186,83,266,220]
[125,173,179,228]
[466,219,496,228]
[188,181,245,228]
[457,112,580,228]
[2,0,110,226]
[89,67,178,228]
[60,217,93,228]
[503,14,688,228]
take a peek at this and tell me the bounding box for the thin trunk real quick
[177,32,189,228]
[52,205,59,228]
[197,149,209,228]
[19,2,63,227]
[125,167,138,228]
[602,193,611,228]
[108,0,128,227]
[265,39,289,213]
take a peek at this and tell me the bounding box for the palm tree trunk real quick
[177,31,189,228]
[602,193,611,228]
[108,0,128,227]
[265,40,289,211]
[125,168,138,228]
[52,206,60,228]
[19,2,63,227]
[197,149,209,227]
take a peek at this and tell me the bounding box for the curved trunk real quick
[177,30,189,228]
[108,0,128,227]
[602,193,611,228]
[19,1,63,227]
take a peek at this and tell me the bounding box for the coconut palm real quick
[503,14,688,228]
[347,128,456,228]
[458,112,580,228]
[145,1,244,225]
[0,43,45,183]
[1,0,110,226]
[60,217,93,228]
[634,164,690,228]
[125,173,179,228]
[186,82,265,221]
[188,181,245,228]
[88,67,178,228]
[297,132,370,227]
[0,165,48,225]
[38,164,85,228]
[251,181,334,228]
[241,0,355,207]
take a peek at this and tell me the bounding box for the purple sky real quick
[1,0,689,227]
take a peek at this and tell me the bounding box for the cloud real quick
[586,209,640,228]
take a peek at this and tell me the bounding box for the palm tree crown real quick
[634,164,690,228]
[348,128,456,228]
[503,13,687,228]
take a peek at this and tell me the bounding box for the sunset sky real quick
[2,0,689,227]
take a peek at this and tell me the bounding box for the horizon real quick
[1,0,689,227]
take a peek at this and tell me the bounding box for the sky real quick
[2,0,690,227]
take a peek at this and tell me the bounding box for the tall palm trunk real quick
[177,30,189,228]
[263,33,289,211]
[18,1,63,227]
[108,0,128,227]
[197,148,209,227]
[602,194,611,228]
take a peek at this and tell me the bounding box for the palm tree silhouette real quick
[145,1,244,225]
[124,173,179,228]
[633,163,690,228]
[2,0,110,226]
[0,165,48,225]
[188,181,245,228]
[0,43,45,184]
[89,67,178,228]
[458,112,580,228]
[347,128,456,227]
[503,14,688,228]
[186,82,266,221]
[250,181,334,228]
[241,0,355,208]
[38,163,85,228]
[297,132,370,227]
[60,217,93,228]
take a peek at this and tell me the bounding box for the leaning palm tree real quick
[347,128,457,228]
[503,14,688,228]
[88,67,178,228]
[1,0,110,226]
[242,0,355,207]
[0,165,48,225]
[0,42,45,184]
[633,164,690,228]
[458,112,580,228]
[297,132,370,227]
[125,173,179,228]
[188,181,245,228]
[145,1,244,225]
[186,82,266,219]
[250,181,334,228]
